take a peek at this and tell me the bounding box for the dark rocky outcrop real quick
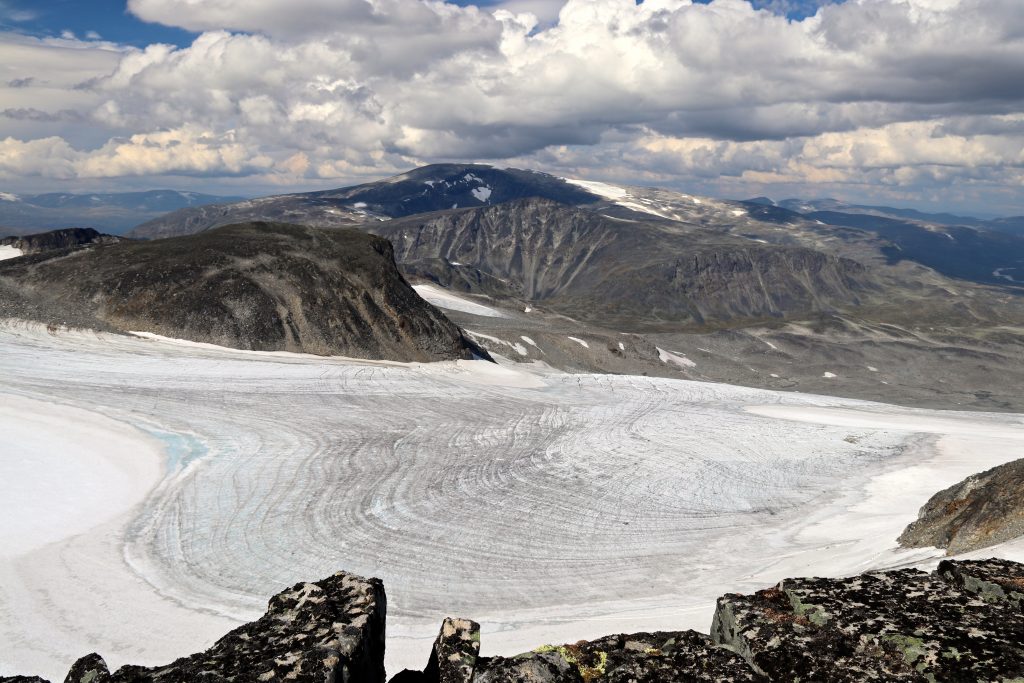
[0,221,483,362]
[711,560,1024,682]
[899,457,1024,554]
[0,228,121,254]
[63,653,109,683]
[9,561,1024,683]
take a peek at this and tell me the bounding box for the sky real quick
[1,0,1022,215]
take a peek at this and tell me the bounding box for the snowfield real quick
[2,322,1024,680]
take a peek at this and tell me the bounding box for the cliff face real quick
[9,559,1023,683]
[376,198,875,329]
[899,457,1024,554]
[0,222,481,362]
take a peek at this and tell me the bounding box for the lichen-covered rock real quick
[473,631,755,683]
[939,558,1024,610]
[0,677,52,683]
[103,570,386,682]
[64,654,110,683]
[568,631,758,682]
[423,618,481,683]
[473,650,583,683]
[899,457,1024,554]
[712,562,1024,681]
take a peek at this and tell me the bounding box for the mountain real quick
[374,197,876,329]
[128,165,598,240]
[0,222,481,362]
[0,190,245,235]
[125,164,1024,296]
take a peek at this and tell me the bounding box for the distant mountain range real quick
[0,190,246,235]
[4,163,1024,411]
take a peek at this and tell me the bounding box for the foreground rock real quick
[7,560,1024,682]
[899,457,1024,554]
[60,571,386,683]
[0,221,482,362]
[712,559,1024,681]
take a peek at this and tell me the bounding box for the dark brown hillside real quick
[0,221,480,362]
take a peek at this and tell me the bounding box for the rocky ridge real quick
[6,559,1022,683]
[0,222,482,362]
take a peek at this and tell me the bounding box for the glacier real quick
[1,321,1023,680]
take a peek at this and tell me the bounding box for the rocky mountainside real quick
[0,190,243,235]
[128,165,598,240]
[0,222,481,362]
[8,559,1023,683]
[0,228,121,254]
[899,457,1024,554]
[377,198,876,329]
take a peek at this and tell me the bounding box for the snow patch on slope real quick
[658,347,697,368]
[0,245,23,261]
[562,178,628,200]
[465,329,527,356]
[412,284,506,318]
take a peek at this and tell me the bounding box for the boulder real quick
[899,457,1024,554]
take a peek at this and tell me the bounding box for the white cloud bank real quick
[1,0,1024,211]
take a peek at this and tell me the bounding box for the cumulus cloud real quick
[0,126,273,180]
[1,0,1024,211]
